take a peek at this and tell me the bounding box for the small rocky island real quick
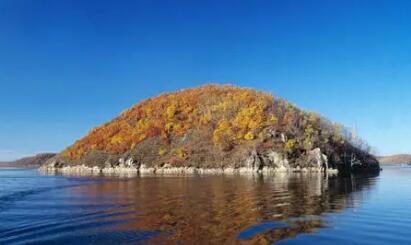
[42,85,380,175]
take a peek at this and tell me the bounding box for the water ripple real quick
[1,166,410,244]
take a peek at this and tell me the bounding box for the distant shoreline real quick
[0,153,56,168]
[378,154,411,165]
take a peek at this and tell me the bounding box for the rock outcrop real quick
[307,148,328,169]
[41,148,339,176]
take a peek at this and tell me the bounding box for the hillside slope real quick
[44,84,379,174]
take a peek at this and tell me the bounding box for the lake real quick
[0,165,410,244]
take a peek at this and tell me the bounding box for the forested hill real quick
[46,84,379,173]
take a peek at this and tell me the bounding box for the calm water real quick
[0,166,410,244]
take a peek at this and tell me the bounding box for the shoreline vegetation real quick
[42,84,380,175]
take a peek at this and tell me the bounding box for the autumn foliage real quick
[62,84,344,160]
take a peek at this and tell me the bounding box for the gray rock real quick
[245,151,256,168]
[266,151,289,169]
[268,128,276,138]
[267,130,286,143]
[245,151,263,170]
[307,148,328,169]
[118,158,125,168]
[46,159,64,168]
[322,154,328,169]
[125,157,138,168]
[104,161,112,168]
[181,134,189,143]
[281,133,287,143]
[261,155,271,167]
[47,160,57,168]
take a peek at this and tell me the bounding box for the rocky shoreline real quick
[40,164,338,176]
[40,148,342,176]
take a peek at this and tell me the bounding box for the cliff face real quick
[44,84,380,174]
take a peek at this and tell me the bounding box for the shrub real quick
[159,148,168,156]
[285,139,296,153]
[213,120,235,151]
[244,131,255,140]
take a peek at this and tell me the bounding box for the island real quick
[41,85,380,175]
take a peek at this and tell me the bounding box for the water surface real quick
[0,166,410,244]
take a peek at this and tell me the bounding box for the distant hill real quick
[43,84,379,174]
[0,153,56,168]
[378,154,411,164]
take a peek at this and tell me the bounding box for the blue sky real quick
[1,0,411,160]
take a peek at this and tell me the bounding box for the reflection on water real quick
[78,173,377,244]
[4,167,409,244]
